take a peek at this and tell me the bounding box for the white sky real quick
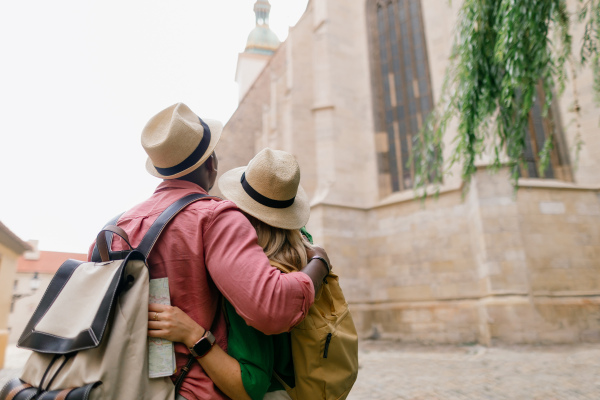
[0,0,309,254]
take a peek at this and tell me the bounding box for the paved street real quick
[2,340,600,399]
[348,341,600,400]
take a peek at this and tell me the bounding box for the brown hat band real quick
[240,172,296,209]
[154,118,212,177]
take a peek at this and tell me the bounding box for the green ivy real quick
[412,0,588,196]
[580,0,600,104]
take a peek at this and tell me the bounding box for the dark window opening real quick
[368,0,435,194]
[521,85,572,181]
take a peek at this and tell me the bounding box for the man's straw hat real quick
[142,103,223,179]
[218,148,310,230]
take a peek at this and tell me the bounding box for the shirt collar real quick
[154,179,209,195]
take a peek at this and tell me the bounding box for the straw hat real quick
[141,103,223,179]
[218,148,310,230]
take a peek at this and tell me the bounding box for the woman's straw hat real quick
[141,103,223,179]
[218,148,310,230]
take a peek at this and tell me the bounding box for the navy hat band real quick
[154,117,212,177]
[240,172,296,209]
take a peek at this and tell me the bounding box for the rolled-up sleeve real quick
[203,202,315,335]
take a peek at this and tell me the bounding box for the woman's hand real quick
[148,303,205,348]
[149,305,252,400]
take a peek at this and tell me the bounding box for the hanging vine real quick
[413,0,581,195]
[579,0,600,103]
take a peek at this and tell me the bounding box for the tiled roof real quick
[17,251,88,274]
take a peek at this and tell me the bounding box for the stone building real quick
[0,221,30,368]
[216,0,600,344]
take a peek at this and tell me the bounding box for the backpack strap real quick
[173,354,195,395]
[135,193,218,395]
[91,212,124,262]
[91,193,219,262]
[136,193,217,258]
[273,371,295,397]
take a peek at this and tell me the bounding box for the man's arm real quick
[203,204,328,335]
[300,245,330,296]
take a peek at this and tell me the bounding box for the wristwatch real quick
[189,330,216,358]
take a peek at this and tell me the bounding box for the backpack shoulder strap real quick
[136,193,219,258]
[91,193,219,262]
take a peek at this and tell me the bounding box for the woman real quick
[148,148,328,400]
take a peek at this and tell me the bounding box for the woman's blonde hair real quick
[246,214,312,272]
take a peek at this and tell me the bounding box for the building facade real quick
[0,221,30,368]
[215,0,600,344]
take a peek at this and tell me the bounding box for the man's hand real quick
[301,245,331,294]
[306,245,331,273]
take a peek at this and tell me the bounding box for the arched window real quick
[367,0,434,194]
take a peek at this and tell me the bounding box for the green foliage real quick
[413,0,572,194]
[579,0,600,104]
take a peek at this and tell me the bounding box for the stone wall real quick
[337,168,600,344]
[518,187,600,295]
[350,189,482,344]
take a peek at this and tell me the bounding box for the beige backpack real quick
[1,194,210,400]
[273,261,359,400]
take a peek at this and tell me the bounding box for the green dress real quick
[224,300,295,400]
[224,227,313,400]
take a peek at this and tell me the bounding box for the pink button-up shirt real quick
[88,180,315,400]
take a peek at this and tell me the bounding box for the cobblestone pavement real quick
[347,341,600,400]
[2,341,600,399]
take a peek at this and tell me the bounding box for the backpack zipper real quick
[323,333,333,358]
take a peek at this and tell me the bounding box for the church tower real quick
[235,0,280,102]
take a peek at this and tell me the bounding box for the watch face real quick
[192,337,212,357]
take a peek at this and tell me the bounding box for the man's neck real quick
[171,177,209,192]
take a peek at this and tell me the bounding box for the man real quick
[88,103,330,400]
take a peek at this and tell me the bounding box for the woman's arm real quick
[195,344,252,400]
[148,303,251,400]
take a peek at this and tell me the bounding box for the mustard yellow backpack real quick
[272,261,359,400]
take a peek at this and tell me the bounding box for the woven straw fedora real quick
[218,148,310,230]
[142,103,223,179]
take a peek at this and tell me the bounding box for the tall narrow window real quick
[367,0,434,195]
[521,85,572,181]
